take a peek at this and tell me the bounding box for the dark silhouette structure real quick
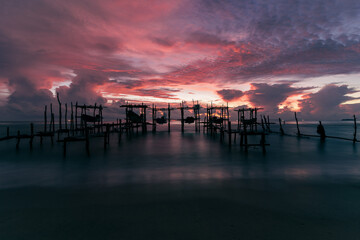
[317,121,326,140]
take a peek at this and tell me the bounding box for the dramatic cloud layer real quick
[1,0,360,119]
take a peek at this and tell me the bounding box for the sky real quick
[1,0,360,120]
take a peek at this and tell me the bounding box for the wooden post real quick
[75,102,78,131]
[267,115,270,132]
[50,103,53,132]
[195,104,198,132]
[262,115,267,131]
[226,103,229,130]
[244,123,248,152]
[168,103,171,132]
[85,121,89,154]
[295,112,300,136]
[118,119,122,143]
[181,103,184,133]
[228,121,232,147]
[100,105,103,131]
[71,102,74,135]
[125,107,129,135]
[57,92,62,130]
[206,106,209,133]
[210,103,213,135]
[65,103,68,130]
[255,108,258,132]
[44,105,47,133]
[279,118,284,135]
[152,104,156,132]
[353,115,357,143]
[104,124,108,149]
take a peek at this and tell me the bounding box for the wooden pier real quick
[2,95,360,156]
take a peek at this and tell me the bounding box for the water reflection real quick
[0,128,360,189]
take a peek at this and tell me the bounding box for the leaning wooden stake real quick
[279,118,284,135]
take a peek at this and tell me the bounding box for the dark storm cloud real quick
[56,70,108,105]
[0,77,54,120]
[168,0,360,81]
[299,84,358,119]
[246,83,312,111]
[216,89,244,101]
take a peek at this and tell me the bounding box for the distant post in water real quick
[279,118,284,135]
[65,103,68,130]
[57,92,62,130]
[180,103,184,133]
[353,115,357,143]
[294,112,300,136]
[44,105,47,133]
[168,103,171,132]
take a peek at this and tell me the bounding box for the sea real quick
[0,121,359,239]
